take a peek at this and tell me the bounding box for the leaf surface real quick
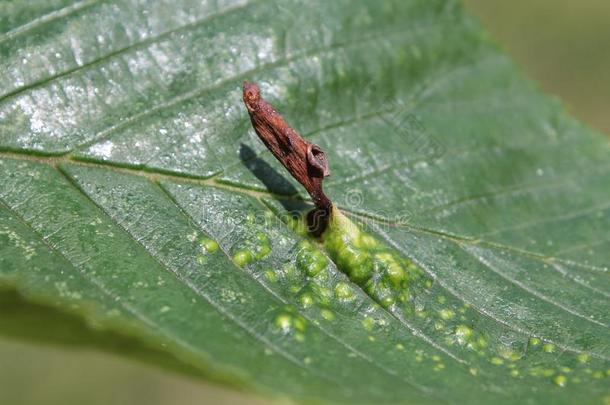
[1,1,609,403]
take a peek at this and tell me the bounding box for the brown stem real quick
[242,81,332,234]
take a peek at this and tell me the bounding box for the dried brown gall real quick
[242,81,332,234]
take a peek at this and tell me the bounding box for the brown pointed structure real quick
[242,81,332,234]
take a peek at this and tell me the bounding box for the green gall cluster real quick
[232,231,272,267]
[321,208,429,309]
[296,241,328,277]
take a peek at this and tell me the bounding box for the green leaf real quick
[1,0,609,404]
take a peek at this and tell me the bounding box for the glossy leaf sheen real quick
[0,1,609,404]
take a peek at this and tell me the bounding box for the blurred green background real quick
[464,0,610,135]
[1,1,609,405]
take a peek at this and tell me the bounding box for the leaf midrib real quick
[0,148,603,274]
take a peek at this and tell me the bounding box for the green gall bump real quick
[293,317,307,332]
[275,314,292,333]
[320,308,335,321]
[256,244,272,259]
[542,369,556,377]
[542,343,556,353]
[254,232,271,259]
[362,317,376,331]
[405,260,421,273]
[196,255,206,265]
[375,252,403,278]
[274,312,307,337]
[310,284,333,306]
[318,208,453,328]
[322,210,375,282]
[200,238,219,253]
[358,234,378,249]
[283,263,298,279]
[233,250,254,267]
[529,337,541,346]
[396,343,405,351]
[264,270,278,282]
[439,309,455,320]
[296,246,328,277]
[385,261,407,287]
[335,282,354,300]
[381,296,395,308]
[490,357,504,365]
[577,352,590,363]
[342,250,374,283]
[510,369,520,377]
[499,347,522,362]
[300,293,314,308]
[256,231,270,245]
[509,352,522,362]
[454,325,473,344]
[475,336,488,349]
[553,375,567,387]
